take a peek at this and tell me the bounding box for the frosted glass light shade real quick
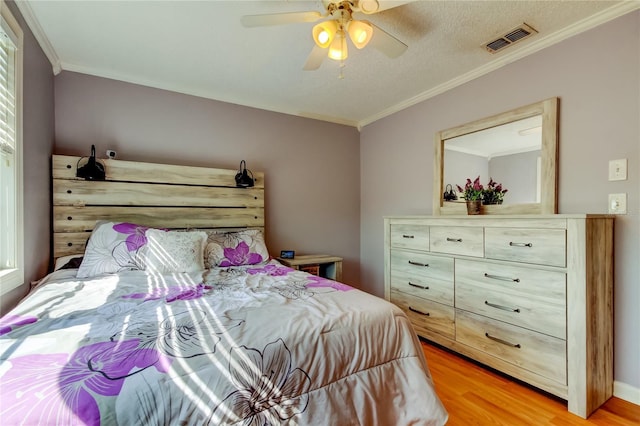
[312,21,338,48]
[328,33,348,60]
[348,20,373,49]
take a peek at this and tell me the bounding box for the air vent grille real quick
[484,23,538,53]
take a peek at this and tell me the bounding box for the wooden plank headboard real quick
[52,155,265,259]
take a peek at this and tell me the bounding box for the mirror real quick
[433,97,558,215]
[445,115,542,205]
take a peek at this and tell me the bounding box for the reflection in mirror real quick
[444,115,542,205]
[433,97,558,215]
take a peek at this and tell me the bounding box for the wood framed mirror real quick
[433,97,559,215]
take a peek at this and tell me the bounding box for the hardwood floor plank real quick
[421,340,639,425]
[599,398,640,423]
[462,391,547,426]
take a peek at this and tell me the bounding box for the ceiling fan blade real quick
[241,11,323,27]
[376,0,415,12]
[354,0,415,14]
[367,21,407,58]
[303,45,326,71]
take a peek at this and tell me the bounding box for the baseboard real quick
[614,380,640,405]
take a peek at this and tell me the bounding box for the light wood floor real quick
[421,340,640,425]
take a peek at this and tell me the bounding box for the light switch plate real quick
[608,159,627,181]
[608,193,627,214]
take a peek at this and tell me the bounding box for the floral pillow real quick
[205,229,269,268]
[77,221,155,278]
[143,229,207,274]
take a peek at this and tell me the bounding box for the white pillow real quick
[143,230,207,274]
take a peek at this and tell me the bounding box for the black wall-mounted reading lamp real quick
[76,144,106,181]
[235,160,255,188]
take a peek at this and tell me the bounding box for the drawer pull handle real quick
[484,273,520,283]
[409,306,430,316]
[485,332,521,348]
[485,300,520,313]
[446,238,462,242]
[408,282,429,290]
[408,261,429,267]
[509,242,533,247]
[402,234,415,239]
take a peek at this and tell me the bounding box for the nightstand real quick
[277,254,343,282]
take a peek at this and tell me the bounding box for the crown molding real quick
[14,0,61,74]
[13,0,638,128]
[358,1,640,128]
[61,61,359,128]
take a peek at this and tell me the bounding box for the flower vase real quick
[466,200,482,215]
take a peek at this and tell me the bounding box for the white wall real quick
[360,11,639,393]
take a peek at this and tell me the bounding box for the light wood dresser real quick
[383,215,614,419]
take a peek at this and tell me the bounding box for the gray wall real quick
[489,150,540,204]
[0,1,54,314]
[443,150,488,197]
[361,11,639,390]
[53,72,362,287]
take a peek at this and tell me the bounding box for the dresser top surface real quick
[384,214,614,220]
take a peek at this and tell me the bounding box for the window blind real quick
[0,13,17,271]
[0,14,16,156]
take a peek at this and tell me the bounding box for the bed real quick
[0,155,447,425]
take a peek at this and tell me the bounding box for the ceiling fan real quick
[241,0,410,70]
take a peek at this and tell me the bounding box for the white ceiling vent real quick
[484,23,538,53]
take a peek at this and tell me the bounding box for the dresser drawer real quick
[391,289,455,340]
[430,226,484,257]
[485,228,566,267]
[455,259,566,338]
[456,309,566,384]
[390,250,454,305]
[390,224,429,251]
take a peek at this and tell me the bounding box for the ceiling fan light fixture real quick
[328,31,348,60]
[312,20,338,48]
[348,20,373,49]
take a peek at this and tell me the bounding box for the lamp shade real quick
[235,160,254,188]
[348,20,373,49]
[328,32,348,60]
[76,144,106,181]
[312,20,338,49]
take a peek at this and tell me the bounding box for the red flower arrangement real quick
[456,176,483,201]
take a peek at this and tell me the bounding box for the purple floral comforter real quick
[0,260,447,425]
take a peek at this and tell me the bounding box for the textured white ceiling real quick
[20,0,638,128]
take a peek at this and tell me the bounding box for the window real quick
[0,2,22,295]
